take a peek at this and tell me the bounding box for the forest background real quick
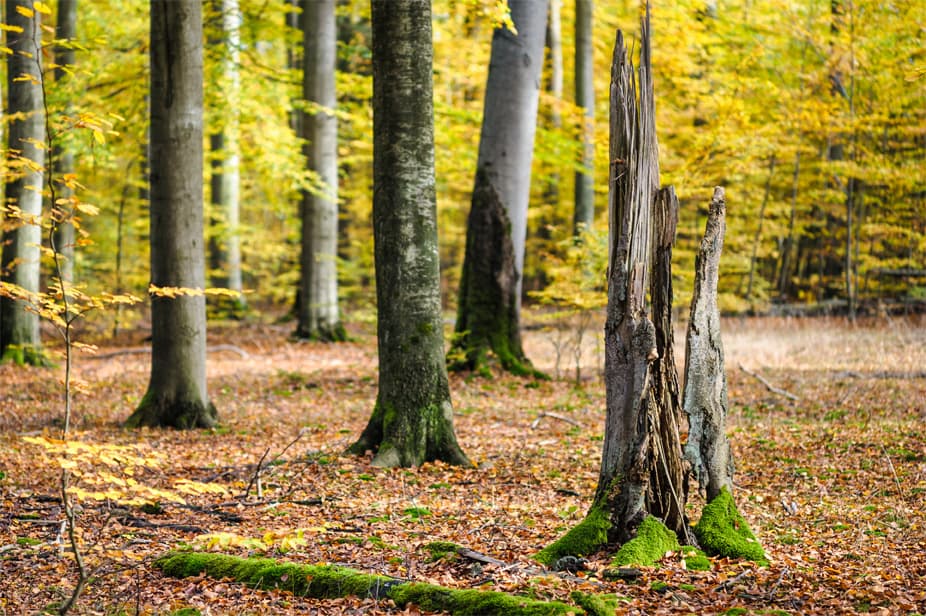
[7,0,923,325]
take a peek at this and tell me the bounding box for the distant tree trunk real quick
[52,0,77,285]
[542,0,562,209]
[0,0,46,365]
[573,0,595,234]
[347,0,469,468]
[777,152,800,299]
[745,155,775,301]
[126,0,216,429]
[683,187,734,502]
[295,0,345,341]
[208,0,245,312]
[450,0,548,376]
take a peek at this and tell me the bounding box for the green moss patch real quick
[155,551,582,615]
[534,507,610,566]
[611,516,680,567]
[424,540,461,561]
[570,591,629,616]
[682,547,712,571]
[693,487,767,564]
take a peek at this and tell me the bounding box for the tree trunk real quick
[745,155,775,302]
[450,0,548,376]
[126,0,216,429]
[542,0,562,210]
[295,0,344,341]
[0,0,45,365]
[683,187,734,503]
[347,0,468,468]
[595,23,690,543]
[573,0,595,234]
[208,0,244,314]
[52,0,77,285]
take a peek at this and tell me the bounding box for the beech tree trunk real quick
[126,0,216,429]
[0,0,45,365]
[683,187,734,502]
[52,0,77,285]
[450,0,548,376]
[208,0,245,312]
[347,0,468,468]
[573,0,595,234]
[295,0,344,341]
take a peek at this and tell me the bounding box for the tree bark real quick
[1,0,45,364]
[208,0,245,312]
[450,0,548,376]
[347,0,468,468]
[295,0,344,341]
[595,21,690,543]
[573,0,595,234]
[52,0,77,285]
[683,187,734,503]
[126,0,216,429]
[745,155,774,302]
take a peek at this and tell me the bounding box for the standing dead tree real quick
[537,7,764,569]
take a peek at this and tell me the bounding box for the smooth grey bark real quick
[52,0,77,285]
[0,0,45,364]
[683,187,734,502]
[126,0,216,429]
[208,0,244,311]
[348,0,468,468]
[573,0,595,233]
[295,0,344,341]
[450,0,548,376]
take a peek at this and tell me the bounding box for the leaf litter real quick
[0,316,924,614]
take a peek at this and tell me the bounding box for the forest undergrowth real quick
[1,315,924,614]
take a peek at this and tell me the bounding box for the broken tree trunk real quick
[683,187,735,502]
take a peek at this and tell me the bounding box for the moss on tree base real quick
[1,344,53,367]
[155,551,582,615]
[293,321,348,343]
[534,506,610,566]
[611,516,680,567]
[693,487,767,564]
[124,390,218,430]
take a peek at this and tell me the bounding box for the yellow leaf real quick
[15,5,34,18]
[0,24,24,33]
[92,130,105,144]
[33,1,51,14]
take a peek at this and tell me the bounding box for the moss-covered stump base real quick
[534,507,610,567]
[292,321,349,343]
[612,516,680,567]
[1,344,54,367]
[155,551,584,615]
[693,487,767,564]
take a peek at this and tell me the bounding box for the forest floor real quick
[1,313,925,615]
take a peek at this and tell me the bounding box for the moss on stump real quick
[534,506,610,566]
[693,487,767,564]
[611,516,680,567]
[155,551,582,615]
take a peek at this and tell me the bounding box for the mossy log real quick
[155,551,583,615]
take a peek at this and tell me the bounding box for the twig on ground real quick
[767,566,789,599]
[836,370,926,380]
[451,544,603,587]
[243,430,309,500]
[880,445,905,500]
[530,412,582,429]
[714,570,751,592]
[739,364,799,401]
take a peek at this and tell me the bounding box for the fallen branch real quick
[449,544,602,587]
[738,364,799,401]
[835,370,926,380]
[89,344,250,360]
[530,412,582,429]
